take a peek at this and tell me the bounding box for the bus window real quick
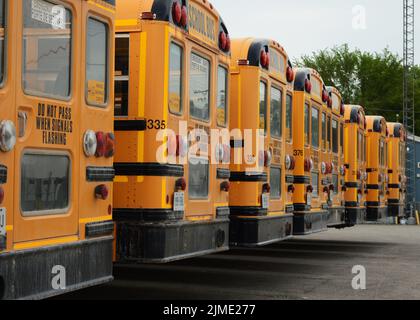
[270,87,282,139]
[22,0,72,98]
[286,94,292,142]
[340,123,344,153]
[190,53,210,121]
[270,167,281,199]
[259,81,267,134]
[332,119,338,153]
[115,34,129,116]
[304,103,310,145]
[311,107,319,149]
[312,172,319,197]
[216,66,227,126]
[327,115,331,151]
[321,112,326,150]
[0,0,5,86]
[188,158,209,199]
[21,153,70,215]
[86,18,108,106]
[169,42,183,115]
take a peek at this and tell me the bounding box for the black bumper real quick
[366,206,387,221]
[293,210,329,235]
[115,217,230,264]
[345,207,366,225]
[387,203,405,218]
[229,214,293,247]
[327,206,347,228]
[0,236,113,300]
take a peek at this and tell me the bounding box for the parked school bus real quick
[326,86,347,227]
[228,38,294,246]
[386,123,406,218]
[343,105,367,224]
[0,0,116,299]
[365,116,388,221]
[291,68,328,235]
[113,0,231,263]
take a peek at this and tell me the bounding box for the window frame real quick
[269,85,283,140]
[168,40,185,116]
[304,102,310,146]
[20,149,72,217]
[259,79,268,136]
[285,93,293,143]
[85,15,110,108]
[22,0,74,101]
[311,105,320,149]
[332,117,339,154]
[216,64,228,127]
[114,32,130,117]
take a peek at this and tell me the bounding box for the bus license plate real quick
[174,192,185,212]
[262,194,269,209]
[0,208,5,236]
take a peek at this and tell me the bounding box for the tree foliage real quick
[295,44,420,135]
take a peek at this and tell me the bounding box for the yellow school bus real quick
[113,0,231,262]
[326,86,346,227]
[386,122,406,218]
[0,0,116,299]
[365,116,388,221]
[343,105,367,224]
[291,68,329,235]
[228,38,294,246]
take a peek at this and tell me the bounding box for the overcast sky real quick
[211,0,419,64]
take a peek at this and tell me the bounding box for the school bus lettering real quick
[36,103,73,146]
[293,149,304,157]
[31,0,66,30]
[87,80,106,105]
[188,3,216,45]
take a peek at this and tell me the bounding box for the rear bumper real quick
[345,207,366,225]
[0,236,114,300]
[293,210,329,235]
[366,206,387,221]
[115,216,230,264]
[327,206,347,228]
[229,213,293,247]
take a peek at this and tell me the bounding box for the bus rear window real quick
[270,167,281,199]
[311,172,319,197]
[190,53,210,121]
[270,87,282,139]
[311,107,319,148]
[188,159,209,199]
[286,94,292,142]
[169,42,183,114]
[86,18,108,106]
[259,81,267,135]
[332,119,338,153]
[304,103,309,145]
[322,113,326,150]
[0,0,5,86]
[22,0,72,99]
[216,66,227,126]
[115,34,129,116]
[21,153,70,215]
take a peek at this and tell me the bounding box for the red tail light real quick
[265,52,270,68]
[260,50,269,68]
[172,1,182,25]
[288,185,295,193]
[95,132,106,157]
[263,183,271,194]
[175,178,187,191]
[0,187,4,205]
[105,133,115,158]
[322,90,328,103]
[286,66,294,83]
[95,185,109,200]
[220,181,230,192]
[180,5,188,27]
[305,79,312,93]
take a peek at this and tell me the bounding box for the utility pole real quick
[403,0,416,218]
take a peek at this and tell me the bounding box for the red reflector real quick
[263,183,271,194]
[105,132,115,158]
[95,185,109,200]
[175,178,187,191]
[220,181,230,192]
[96,132,106,157]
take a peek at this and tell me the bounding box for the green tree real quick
[295,44,420,135]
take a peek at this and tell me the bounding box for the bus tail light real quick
[220,181,230,192]
[83,130,97,157]
[305,79,312,93]
[288,185,295,193]
[0,186,4,205]
[95,184,109,200]
[0,120,16,152]
[260,50,269,69]
[262,183,271,194]
[95,132,106,157]
[180,5,188,27]
[105,133,115,158]
[286,66,294,83]
[322,90,328,103]
[172,1,182,25]
[175,178,187,191]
